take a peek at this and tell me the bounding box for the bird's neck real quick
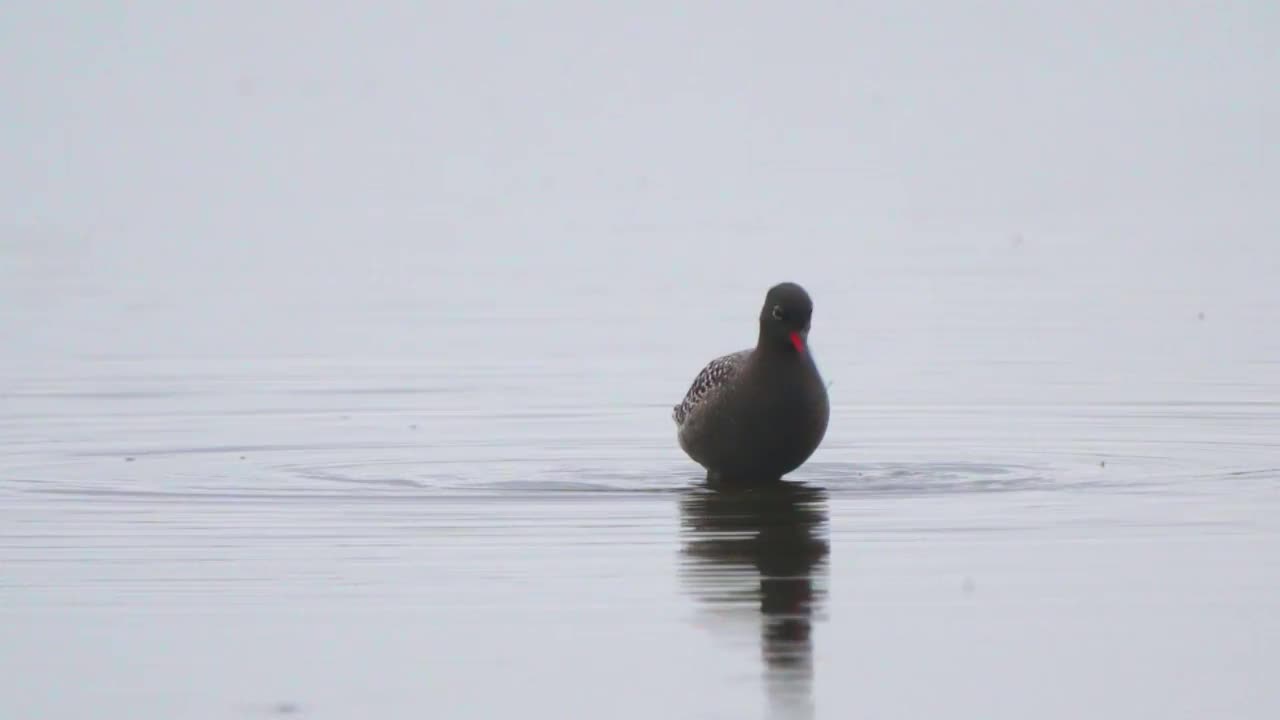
[754,333,804,367]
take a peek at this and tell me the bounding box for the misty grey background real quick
[2,2,1278,719]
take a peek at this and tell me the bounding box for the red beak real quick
[789,331,805,353]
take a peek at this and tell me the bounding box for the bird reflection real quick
[681,481,830,718]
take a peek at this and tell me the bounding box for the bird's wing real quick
[672,350,750,425]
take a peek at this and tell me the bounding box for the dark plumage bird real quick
[673,282,830,483]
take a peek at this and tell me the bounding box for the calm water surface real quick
[3,234,1278,719]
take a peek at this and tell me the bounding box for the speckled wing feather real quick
[672,350,750,426]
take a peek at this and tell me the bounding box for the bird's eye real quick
[771,305,785,321]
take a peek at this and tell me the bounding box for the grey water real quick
[3,3,1280,719]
